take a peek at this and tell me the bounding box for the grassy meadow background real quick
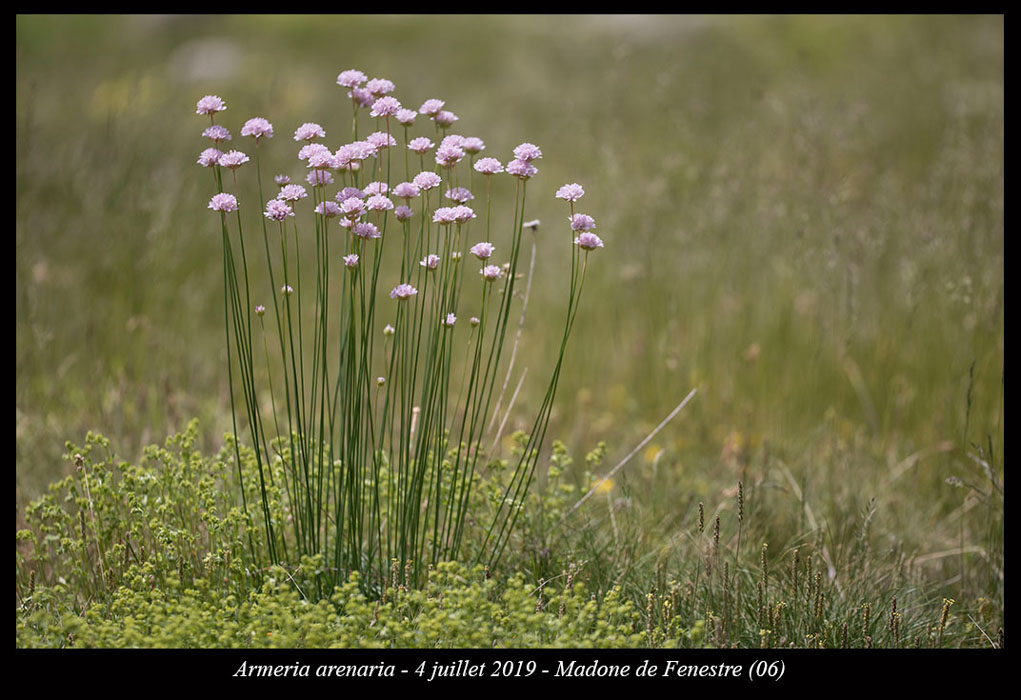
[16,15,1003,646]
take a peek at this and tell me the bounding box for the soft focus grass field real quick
[16,15,1002,644]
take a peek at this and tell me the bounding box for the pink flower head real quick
[218,150,250,170]
[298,143,331,162]
[370,96,402,118]
[462,137,485,154]
[274,174,291,186]
[196,95,226,115]
[293,122,326,142]
[365,78,395,97]
[394,205,414,221]
[556,183,585,203]
[277,184,309,202]
[470,316,480,327]
[419,98,445,116]
[435,144,465,167]
[569,213,596,231]
[435,110,458,128]
[343,253,360,268]
[241,117,274,140]
[480,265,503,281]
[306,148,335,170]
[574,232,604,251]
[470,241,495,260]
[306,170,334,186]
[396,109,417,126]
[366,194,394,212]
[282,285,294,296]
[348,87,374,108]
[366,131,397,149]
[432,207,458,225]
[338,217,356,229]
[208,193,238,212]
[197,147,222,167]
[408,137,435,155]
[337,69,367,88]
[389,283,418,300]
[420,254,441,270]
[506,158,538,180]
[445,187,474,204]
[203,125,231,143]
[452,205,476,223]
[315,201,342,218]
[473,157,504,175]
[442,313,456,328]
[340,196,366,218]
[353,222,381,239]
[513,142,543,162]
[440,134,465,149]
[393,182,421,200]
[413,171,442,191]
[264,198,294,222]
[348,140,377,160]
[255,305,266,316]
[337,186,364,202]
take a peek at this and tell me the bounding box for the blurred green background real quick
[16,15,1002,578]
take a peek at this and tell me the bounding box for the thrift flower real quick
[367,131,397,149]
[393,182,421,200]
[470,242,495,260]
[365,78,395,96]
[574,232,604,250]
[435,144,465,167]
[413,171,442,191]
[281,285,294,296]
[445,187,474,203]
[277,184,309,202]
[293,122,326,141]
[241,117,274,140]
[218,150,250,170]
[462,137,485,154]
[419,98,445,115]
[337,186,364,201]
[470,316,480,327]
[513,142,543,162]
[389,283,418,300]
[363,181,389,196]
[408,137,435,154]
[349,87,374,108]
[306,170,334,186]
[396,108,417,126]
[480,265,503,281]
[370,96,401,118]
[420,254,440,270]
[264,198,295,221]
[555,183,585,202]
[197,148,222,167]
[343,254,359,268]
[506,158,538,179]
[208,193,238,212]
[340,197,366,218]
[383,324,395,336]
[196,95,226,115]
[255,305,265,316]
[203,125,231,143]
[336,69,367,88]
[353,222,381,239]
[274,174,291,186]
[569,213,596,231]
[394,205,414,221]
[443,313,456,327]
[366,194,394,212]
[435,110,458,127]
[315,201,342,218]
[452,205,476,223]
[474,157,504,175]
[432,207,457,225]
[298,143,331,162]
